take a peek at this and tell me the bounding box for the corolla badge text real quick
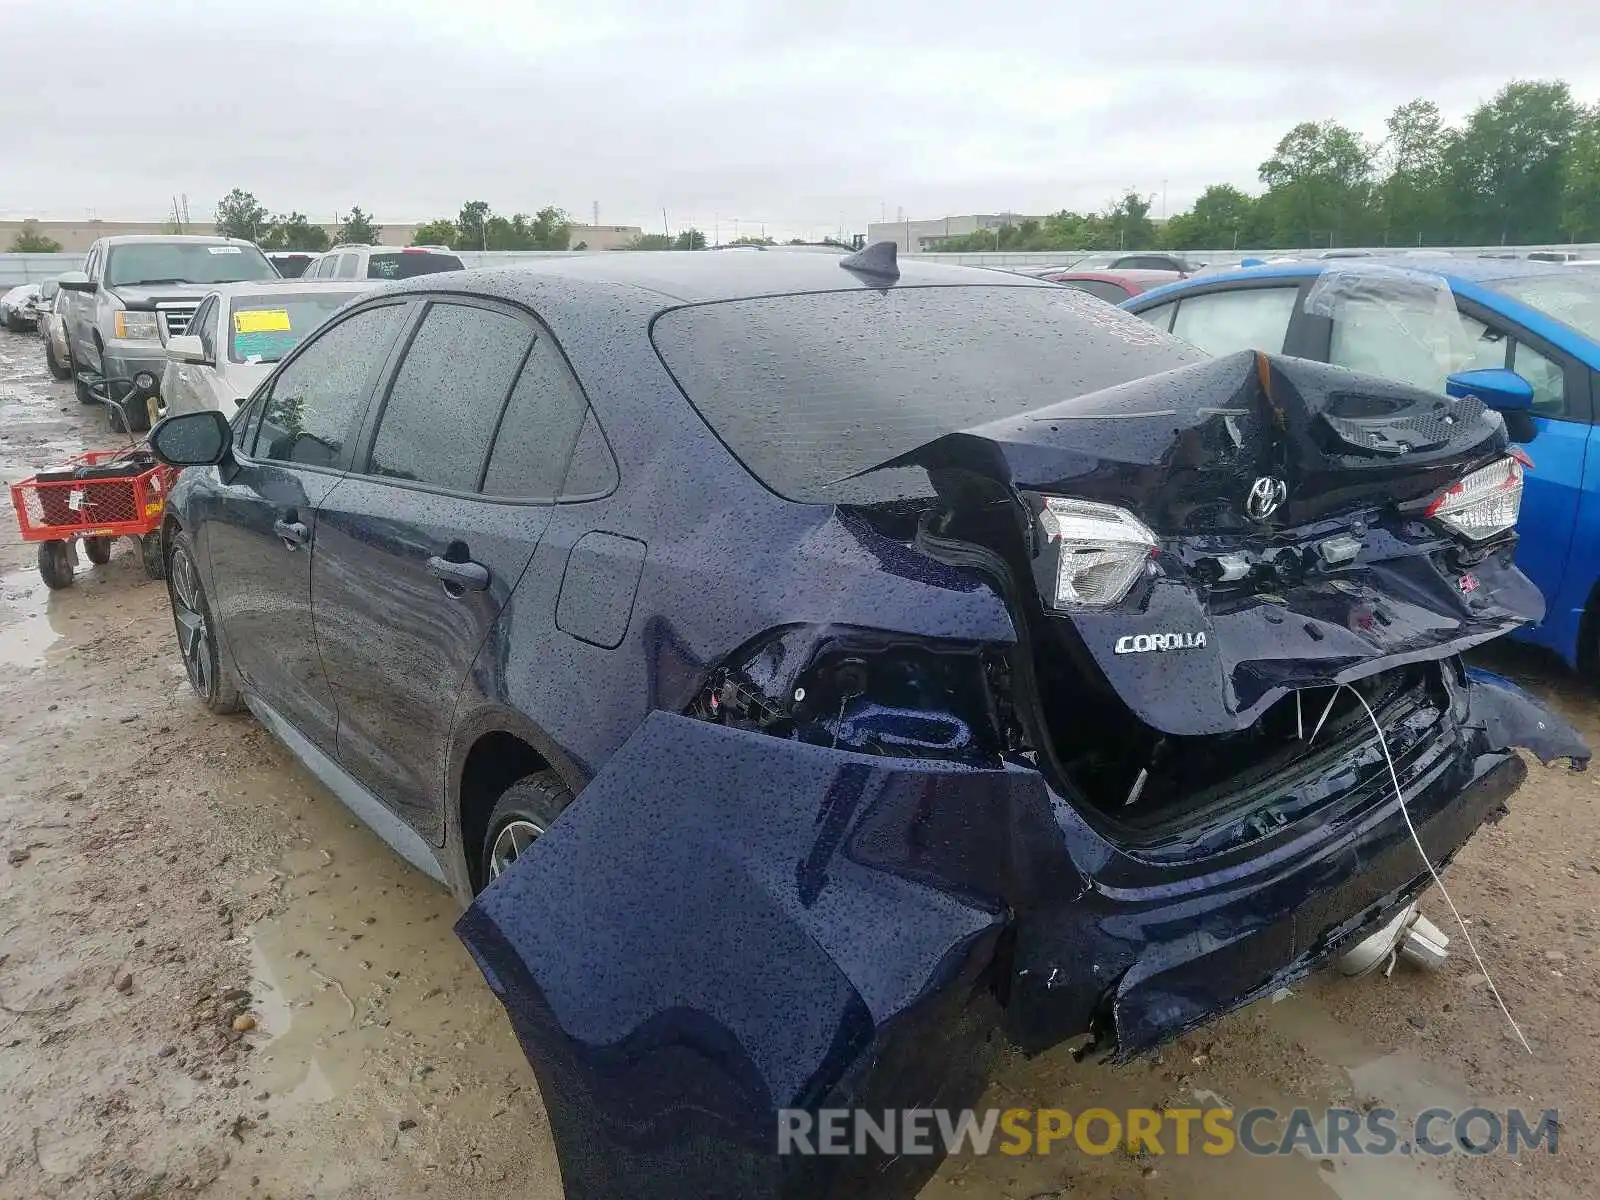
[1114,631,1207,654]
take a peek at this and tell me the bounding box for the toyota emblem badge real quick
[1246,476,1288,521]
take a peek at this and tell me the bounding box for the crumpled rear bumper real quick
[457,669,1585,1200]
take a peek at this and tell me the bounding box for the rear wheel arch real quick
[455,725,581,890]
[1577,575,1600,674]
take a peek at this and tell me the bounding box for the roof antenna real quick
[839,240,899,282]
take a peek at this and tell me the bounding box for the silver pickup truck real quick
[57,234,278,430]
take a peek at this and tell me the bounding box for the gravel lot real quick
[2,326,1596,1199]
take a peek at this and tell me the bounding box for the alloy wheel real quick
[488,819,545,880]
[169,545,212,697]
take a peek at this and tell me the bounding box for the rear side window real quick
[368,251,464,280]
[1134,301,1176,331]
[482,337,593,498]
[254,304,408,468]
[1058,279,1131,304]
[1169,287,1297,355]
[335,253,360,279]
[651,286,1202,503]
[366,302,533,489]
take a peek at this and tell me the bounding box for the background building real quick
[866,214,1042,253]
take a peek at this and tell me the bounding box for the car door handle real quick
[427,556,490,593]
[273,519,309,549]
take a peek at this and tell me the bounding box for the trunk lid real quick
[877,351,1538,737]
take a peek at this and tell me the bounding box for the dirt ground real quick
[1,325,1597,1200]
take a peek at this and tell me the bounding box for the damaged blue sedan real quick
[147,245,1587,1200]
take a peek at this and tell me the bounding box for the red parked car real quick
[1041,268,1184,302]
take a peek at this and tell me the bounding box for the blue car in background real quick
[1124,259,1600,670]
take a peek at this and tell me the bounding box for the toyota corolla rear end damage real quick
[457,280,1586,1200]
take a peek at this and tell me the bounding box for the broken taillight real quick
[1034,497,1157,609]
[1424,456,1524,541]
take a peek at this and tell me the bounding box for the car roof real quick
[204,279,380,298]
[376,249,1048,307]
[98,234,258,248]
[1049,269,1183,284]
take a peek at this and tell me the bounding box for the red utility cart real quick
[9,449,176,588]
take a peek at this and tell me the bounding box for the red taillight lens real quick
[1425,457,1524,540]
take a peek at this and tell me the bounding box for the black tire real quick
[37,541,73,589]
[74,369,95,406]
[4,315,24,334]
[165,529,242,714]
[45,338,71,381]
[479,771,574,891]
[122,392,154,434]
[140,533,164,580]
[84,535,112,565]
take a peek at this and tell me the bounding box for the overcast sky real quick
[3,0,1600,239]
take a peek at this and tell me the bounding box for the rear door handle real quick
[273,519,309,549]
[427,555,490,593]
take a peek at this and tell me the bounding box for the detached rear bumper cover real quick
[458,674,1584,1200]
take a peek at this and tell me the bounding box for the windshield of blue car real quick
[1488,274,1600,343]
[106,243,276,288]
[227,293,361,364]
[651,284,1204,503]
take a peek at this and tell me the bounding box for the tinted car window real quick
[1170,288,1297,355]
[254,304,407,468]
[194,297,219,360]
[1135,301,1176,331]
[1058,279,1131,304]
[560,410,619,497]
[367,251,464,279]
[482,336,592,498]
[651,286,1202,503]
[367,303,533,489]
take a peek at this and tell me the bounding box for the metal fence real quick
[8,244,1600,287]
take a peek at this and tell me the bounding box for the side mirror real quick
[165,334,211,365]
[57,271,94,293]
[1446,368,1534,412]
[149,410,232,467]
[1447,368,1536,444]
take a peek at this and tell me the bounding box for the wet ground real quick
[0,326,1596,1199]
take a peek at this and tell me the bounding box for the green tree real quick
[1258,120,1377,246]
[729,235,775,246]
[1561,105,1600,241]
[214,188,270,243]
[335,206,381,245]
[1105,190,1156,249]
[528,206,572,250]
[456,200,492,250]
[261,212,331,252]
[411,219,458,247]
[8,220,62,253]
[673,228,707,250]
[624,234,675,250]
[1373,99,1451,246]
[1163,184,1262,249]
[1444,80,1579,243]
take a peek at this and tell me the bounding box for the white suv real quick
[300,244,464,281]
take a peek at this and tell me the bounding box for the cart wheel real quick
[140,533,165,580]
[38,541,74,590]
[84,535,112,565]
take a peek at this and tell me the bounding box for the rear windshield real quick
[1488,273,1600,343]
[228,292,363,364]
[651,285,1203,503]
[106,243,275,287]
[367,251,463,280]
[270,255,312,278]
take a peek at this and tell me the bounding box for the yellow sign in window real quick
[233,309,292,334]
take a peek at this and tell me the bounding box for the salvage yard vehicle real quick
[1124,257,1600,673]
[1,283,41,331]
[160,280,376,420]
[299,243,464,281]
[56,234,278,432]
[39,279,73,380]
[1038,267,1182,302]
[146,246,1587,1200]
